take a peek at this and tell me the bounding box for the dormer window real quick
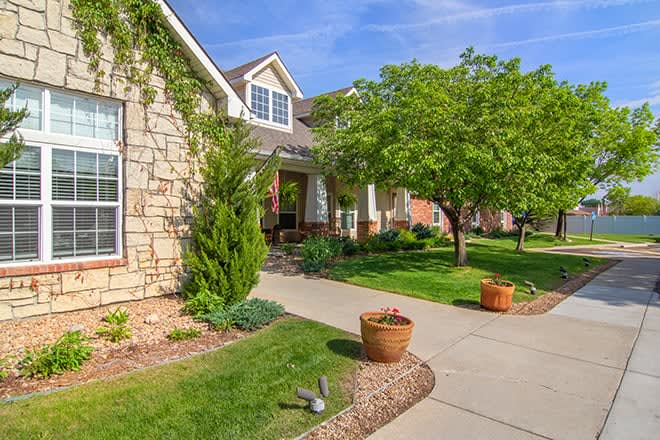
[251,84,270,121]
[250,84,290,127]
[272,91,289,125]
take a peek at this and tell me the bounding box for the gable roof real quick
[223,52,304,100]
[224,52,276,81]
[293,86,356,116]
[157,0,249,118]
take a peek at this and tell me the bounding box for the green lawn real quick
[329,241,605,305]
[0,318,360,440]
[567,233,660,244]
[475,233,607,249]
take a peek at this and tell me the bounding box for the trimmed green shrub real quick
[377,229,400,242]
[183,287,224,316]
[411,223,434,239]
[400,239,428,250]
[301,235,343,272]
[281,243,295,255]
[184,119,279,314]
[199,298,285,331]
[339,237,361,256]
[398,229,417,242]
[167,327,202,341]
[20,331,94,379]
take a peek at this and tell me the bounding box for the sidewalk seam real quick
[423,313,501,364]
[597,288,654,439]
[427,396,553,440]
[471,333,625,372]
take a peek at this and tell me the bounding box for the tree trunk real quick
[515,221,527,252]
[451,223,468,267]
[562,212,567,241]
[555,209,564,237]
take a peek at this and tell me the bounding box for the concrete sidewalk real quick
[252,258,659,439]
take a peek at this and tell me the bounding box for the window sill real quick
[0,258,128,277]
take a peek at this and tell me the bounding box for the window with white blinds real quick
[1,80,121,141]
[0,84,122,265]
[0,147,41,262]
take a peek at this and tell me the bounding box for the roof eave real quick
[157,0,250,119]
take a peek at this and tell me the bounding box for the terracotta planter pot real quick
[480,279,515,312]
[360,312,414,363]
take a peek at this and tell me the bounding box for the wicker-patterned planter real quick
[480,279,515,312]
[360,312,414,363]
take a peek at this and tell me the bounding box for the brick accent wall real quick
[393,220,409,230]
[411,198,433,225]
[0,0,216,320]
[356,220,378,242]
[300,222,330,236]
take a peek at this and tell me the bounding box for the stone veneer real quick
[0,0,217,320]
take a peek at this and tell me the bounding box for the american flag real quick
[268,171,280,214]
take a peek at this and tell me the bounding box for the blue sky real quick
[168,0,660,197]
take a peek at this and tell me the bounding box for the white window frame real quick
[432,202,442,226]
[247,81,292,131]
[0,82,123,268]
[471,211,481,227]
[278,199,297,231]
[340,202,357,230]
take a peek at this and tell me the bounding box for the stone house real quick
[0,0,252,320]
[0,0,414,320]
[0,0,511,321]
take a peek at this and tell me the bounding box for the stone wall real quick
[0,0,215,320]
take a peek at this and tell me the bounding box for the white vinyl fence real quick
[566,216,660,235]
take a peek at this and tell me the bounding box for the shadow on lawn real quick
[330,243,591,293]
[326,339,362,360]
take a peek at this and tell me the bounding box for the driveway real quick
[252,258,659,439]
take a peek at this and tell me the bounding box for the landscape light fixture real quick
[296,376,330,414]
[523,280,537,295]
[583,258,591,267]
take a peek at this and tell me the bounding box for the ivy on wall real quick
[70,0,209,154]
[69,0,279,309]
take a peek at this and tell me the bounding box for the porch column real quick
[393,188,410,230]
[302,174,329,235]
[357,184,378,242]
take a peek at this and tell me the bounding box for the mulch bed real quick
[1,297,435,440]
[505,259,620,315]
[304,351,434,440]
[0,296,249,400]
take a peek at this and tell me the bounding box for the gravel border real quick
[303,351,434,440]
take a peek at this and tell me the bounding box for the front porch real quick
[262,163,410,243]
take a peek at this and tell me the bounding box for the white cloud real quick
[484,18,660,49]
[616,94,660,108]
[364,0,653,32]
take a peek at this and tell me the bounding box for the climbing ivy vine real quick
[70,0,211,154]
[69,0,280,310]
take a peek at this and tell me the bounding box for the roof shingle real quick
[223,52,276,81]
[292,86,355,116]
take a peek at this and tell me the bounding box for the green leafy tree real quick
[313,49,593,265]
[623,195,660,216]
[555,101,659,238]
[605,186,630,215]
[581,198,602,208]
[0,85,28,168]
[183,117,279,313]
[505,82,600,251]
